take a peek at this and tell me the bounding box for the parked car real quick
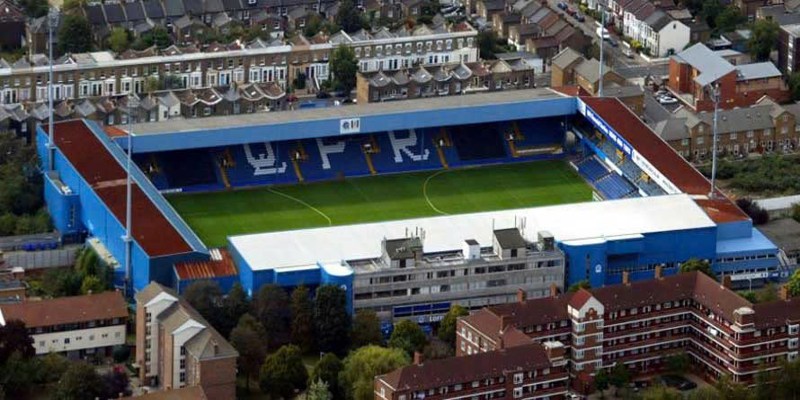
[575,12,585,22]
[316,91,331,99]
[557,2,568,10]
[658,96,678,105]
[659,375,697,391]
[596,26,610,40]
[566,6,577,15]
[623,47,633,58]
[606,38,618,47]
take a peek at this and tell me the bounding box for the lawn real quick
[168,160,593,247]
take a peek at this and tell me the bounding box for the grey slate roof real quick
[222,0,244,11]
[574,58,603,84]
[645,10,672,31]
[673,43,735,87]
[143,0,165,18]
[84,4,106,25]
[411,66,432,83]
[551,47,583,70]
[736,62,781,81]
[163,0,186,17]
[103,3,126,23]
[697,105,776,134]
[124,1,146,21]
[205,0,225,13]
[494,228,526,249]
[653,117,689,141]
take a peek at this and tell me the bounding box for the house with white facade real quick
[0,291,128,359]
[617,0,689,57]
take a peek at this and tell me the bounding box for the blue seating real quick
[451,123,508,162]
[514,117,564,147]
[225,142,297,187]
[595,174,637,199]
[577,157,609,182]
[159,149,219,189]
[371,130,440,173]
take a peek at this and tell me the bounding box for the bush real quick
[736,198,769,225]
[112,345,130,363]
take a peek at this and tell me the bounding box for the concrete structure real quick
[458,271,800,387]
[668,43,789,112]
[0,291,128,357]
[135,283,238,399]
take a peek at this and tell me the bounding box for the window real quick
[513,373,523,384]
[697,136,705,145]
[513,388,522,398]
[574,349,584,359]
[64,338,70,344]
[789,324,799,335]
[790,338,799,349]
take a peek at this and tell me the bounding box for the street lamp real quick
[706,82,720,199]
[598,0,606,96]
[46,8,59,171]
[123,94,139,297]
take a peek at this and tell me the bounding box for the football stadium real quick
[37,88,792,322]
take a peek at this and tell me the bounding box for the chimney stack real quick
[549,283,559,298]
[622,271,630,285]
[517,288,527,303]
[654,265,663,280]
[780,285,792,301]
[413,351,424,365]
[722,275,732,289]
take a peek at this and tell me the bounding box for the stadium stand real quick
[594,174,638,199]
[159,149,220,191]
[370,130,440,173]
[576,157,609,182]
[450,123,508,162]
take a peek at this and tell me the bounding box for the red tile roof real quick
[580,97,748,223]
[568,288,593,309]
[0,291,128,328]
[378,343,551,391]
[53,120,192,257]
[174,248,237,280]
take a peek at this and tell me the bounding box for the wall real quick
[655,21,690,58]
[32,324,126,355]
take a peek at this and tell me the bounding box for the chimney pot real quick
[780,285,791,301]
[413,351,424,365]
[517,288,527,303]
[722,275,732,289]
[654,265,663,280]
[549,283,559,297]
[622,271,630,285]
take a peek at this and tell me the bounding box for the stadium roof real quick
[131,88,566,135]
[52,120,201,257]
[229,194,715,271]
[580,97,748,223]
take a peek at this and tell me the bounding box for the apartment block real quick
[135,282,238,399]
[375,342,570,400]
[0,291,128,358]
[457,270,800,386]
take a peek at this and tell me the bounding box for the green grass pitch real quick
[167,160,593,247]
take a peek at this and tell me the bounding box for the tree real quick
[253,284,290,350]
[41,268,82,297]
[700,0,723,29]
[422,338,453,360]
[788,269,800,297]
[438,305,468,346]
[108,27,130,54]
[20,0,49,18]
[788,73,800,102]
[713,374,751,400]
[259,344,309,399]
[102,366,131,399]
[735,198,769,225]
[0,320,34,364]
[609,363,631,396]
[54,362,105,400]
[715,6,743,33]
[290,285,316,353]
[222,282,250,338]
[183,280,226,333]
[665,353,690,375]
[687,386,722,400]
[329,45,358,97]
[112,345,131,363]
[341,346,409,400]
[58,14,92,53]
[62,0,87,13]
[0,351,37,397]
[314,285,351,355]
[351,309,383,348]
[568,280,590,292]
[230,314,268,390]
[335,0,365,33]
[679,258,716,279]
[757,283,779,303]
[749,19,779,61]
[310,353,344,400]
[388,320,427,357]
[304,13,324,37]
[478,30,500,59]
[640,385,683,400]
[594,369,609,398]
[308,379,333,400]
[80,275,104,294]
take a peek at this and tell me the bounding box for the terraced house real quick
[457,270,800,387]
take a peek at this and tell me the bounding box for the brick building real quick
[135,282,238,399]
[375,342,570,400]
[457,270,800,388]
[668,43,789,112]
[0,291,128,358]
[550,48,626,96]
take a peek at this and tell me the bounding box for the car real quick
[557,2,568,10]
[658,96,678,105]
[596,26,610,40]
[606,38,618,47]
[566,6,577,15]
[575,12,585,22]
[655,88,668,96]
[623,47,633,58]
[659,375,697,391]
[316,91,331,99]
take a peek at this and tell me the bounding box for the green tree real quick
[701,0,724,29]
[422,338,453,360]
[112,345,130,363]
[62,0,86,13]
[253,284,290,350]
[773,359,800,399]
[183,280,225,332]
[594,369,610,398]
[42,268,82,297]
[341,346,409,400]
[329,45,358,97]
[609,363,631,396]
[351,309,383,348]
[36,352,69,384]
[54,362,105,400]
[757,283,779,303]
[222,282,250,338]
[0,351,37,397]
[569,280,591,292]
[713,375,751,400]
[478,30,500,59]
[749,19,779,61]
[80,275,104,294]
[788,269,800,297]
[58,14,92,53]
[314,285,351,355]
[310,353,344,400]
[640,385,683,400]
[388,320,427,356]
[438,305,468,346]
[679,258,716,279]
[665,353,690,375]
[230,314,267,390]
[108,27,130,54]
[0,320,34,364]
[687,386,722,400]
[101,366,131,398]
[304,13,324,37]
[259,344,309,399]
[291,285,316,353]
[735,198,769,225]
[335,0,365,33]
[308,379,333,400]
[148,26,172,49]
[715,6,743,33]
[20,0,49,18]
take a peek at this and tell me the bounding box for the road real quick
[542,0,669,80]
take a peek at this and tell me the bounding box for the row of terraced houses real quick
[375,270,800,399]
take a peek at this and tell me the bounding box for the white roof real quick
[754,194,800,211]
[736,62,781,81]
[229,194,715,272]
